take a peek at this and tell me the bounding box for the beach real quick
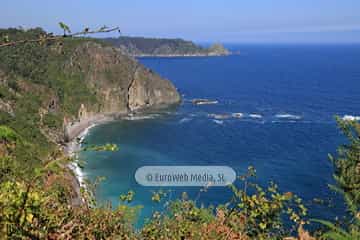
[63,113,118,205]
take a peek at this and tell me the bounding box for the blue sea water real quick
[81,44,360,224]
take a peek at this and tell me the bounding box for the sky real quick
[1,0,360,43]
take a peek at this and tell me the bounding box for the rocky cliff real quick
[65,42,180,114]
[0,28,181,147]
[62,42,181,141]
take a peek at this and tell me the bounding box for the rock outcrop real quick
[0,28,181,144]
[62,42,181,141]
[66,42,180,115]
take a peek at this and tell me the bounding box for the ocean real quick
[80,44,360,224]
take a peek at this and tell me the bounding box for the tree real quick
[0,23,120,48]
[315,117,360,240]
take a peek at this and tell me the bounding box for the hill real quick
[104,36,230,57]
[0,28,181,165]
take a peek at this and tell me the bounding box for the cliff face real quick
[62,42,181,141]
[66,42,181,115]
[0,28,181,147]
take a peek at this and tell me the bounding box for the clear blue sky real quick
[2,0,360,43]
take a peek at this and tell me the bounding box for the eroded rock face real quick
[128,67,180,111]
[67,42,181,115]
[61,42,181,142]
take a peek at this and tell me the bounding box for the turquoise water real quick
[81,44,360,223]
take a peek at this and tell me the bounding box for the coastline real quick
[134,53,233,58]
[62,107,180,206]
[63,113,118,205]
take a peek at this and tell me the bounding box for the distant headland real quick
[103,36,231,57]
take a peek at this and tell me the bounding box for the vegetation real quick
[0,128,137,239]
[142,167,308,240]
[104,36,230,56]
[1,128,311,239]
[313,117,360,240]
[0,27,108,167]
[0,26,359,239]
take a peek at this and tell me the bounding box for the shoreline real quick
[64,113,119,205]
[134,53,234,58]
[62,108,179,205]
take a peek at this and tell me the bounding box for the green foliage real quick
[3,27,359,240]
[59,22,71,35]
[312,219,360,240]
[0,83,16,100]
[83,143,119,152]
[316,117,360,240]
[329,117,360,215]
[105,36,230,56]
[42,113,62,129]
[141,167,307,240]
[0,171,137,239]
[0,125,18,142]
[0,133,137,239]
[119,190,135,203]
[225,167,307,239]
[0,28,104,166]
[151,190,167,203]
[105,36,210,55]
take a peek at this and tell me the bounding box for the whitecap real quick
[213,119,224,125]
[67,123,97,188]
[208,113,231,120]
[342,115,360,121]
[78,124,96,143]
[275,114,302,120]
[232,113,244,118]
[124,114,159,121]
[192,98,218,105]
[69,162,85,186]
[179,117,192,124]
[249,114,263,119]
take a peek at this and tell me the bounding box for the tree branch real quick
[0,26,120,48]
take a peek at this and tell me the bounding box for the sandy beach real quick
[63,113,118,205]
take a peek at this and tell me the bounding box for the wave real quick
[249,114,263,119]
[66,123,97,188]
[179,117,192,124]
[275,114,302,120]
[123,114,160,121]
[69,162,85,186]
[232,113,244,118]
[342,115,360,121]
[271,120,301,124]
[208,113,232,120]
[213,119,224,125]
[78,124,96,143]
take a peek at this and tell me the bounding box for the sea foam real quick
[275,114,302,120]
[213,119,224,125]
[179,117,192,124]
[124,114,159,121]
[232,113,244,118]
[342,115,360,121]
[249,114,263,119]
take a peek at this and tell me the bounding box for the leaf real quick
[259,222,267,230]
[3,35,9,43]
[311,219,351,237]
[119,190,135,203]
[83,143,119,152]
[26,213,33,223]
[59,22,71,34]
